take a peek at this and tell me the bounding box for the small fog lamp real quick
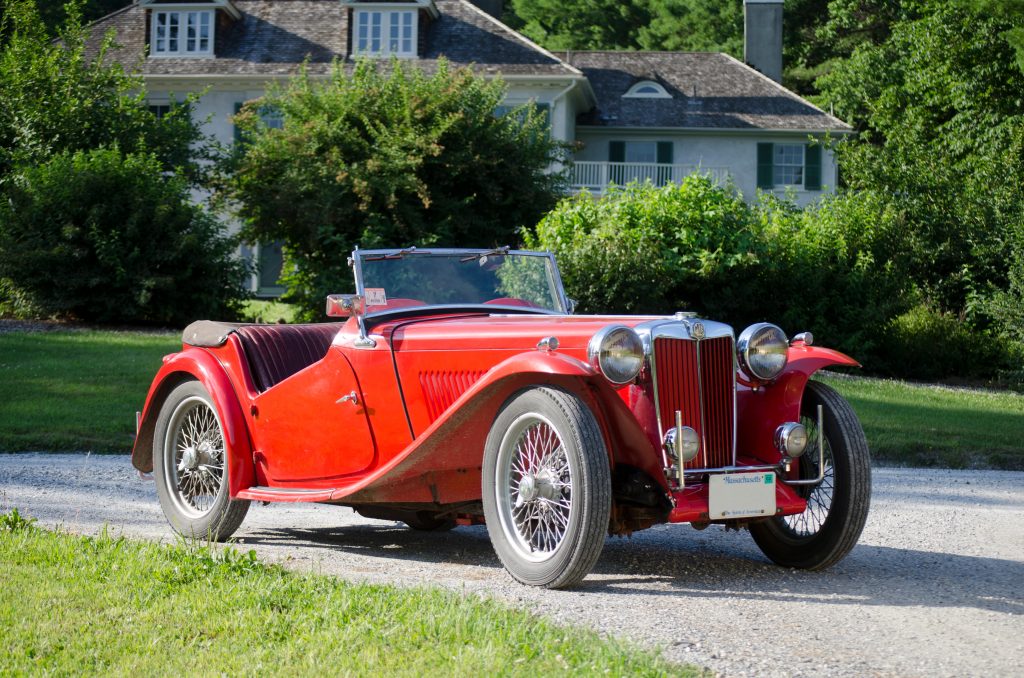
[665,425,700,463]
[774,422,808,458]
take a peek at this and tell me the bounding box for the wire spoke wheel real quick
[153,381,249,540]
[502,415,573,560]
[749,380,871,570]
[483,387,611,589]
[167,397,226,517]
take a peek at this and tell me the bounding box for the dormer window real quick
[354,9,417,57]
[623,81,671,99]
[151,10,213,56]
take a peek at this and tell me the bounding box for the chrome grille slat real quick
[653,336,735,470]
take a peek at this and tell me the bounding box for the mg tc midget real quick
[132,247,871,588]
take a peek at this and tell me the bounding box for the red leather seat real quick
[235,324,342,392]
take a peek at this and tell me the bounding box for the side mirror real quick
[326,294,376,348]
[326,294,365,318]
[566,297,577,315]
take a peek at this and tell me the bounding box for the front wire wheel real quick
[750,380,871,569]
[483,387,611,589]
[153,381,249,540]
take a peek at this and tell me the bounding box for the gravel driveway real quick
[1,453,1021,677]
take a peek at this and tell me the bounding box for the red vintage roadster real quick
[133,247,871,588]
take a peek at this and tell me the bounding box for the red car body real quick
[133,248,871,588]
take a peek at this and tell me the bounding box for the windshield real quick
[353,249,567,313]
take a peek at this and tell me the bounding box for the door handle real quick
[336,391,360,406]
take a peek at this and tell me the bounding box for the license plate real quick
[708,472,777,520]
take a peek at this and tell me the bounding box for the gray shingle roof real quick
[85,0,578,77]
[564,51,851,132]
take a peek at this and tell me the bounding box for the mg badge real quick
[691,322,706,340]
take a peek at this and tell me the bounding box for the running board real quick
[236,486,338,503]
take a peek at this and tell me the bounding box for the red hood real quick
[382,313,665,352]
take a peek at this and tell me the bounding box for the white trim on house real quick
[623,80,671,98]
[352,8,419,58]
[150,9,215,58]
[576,125,853,136]
[340,0,440,20]
[140,0,241,21]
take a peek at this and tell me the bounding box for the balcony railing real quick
[569,161,730,193]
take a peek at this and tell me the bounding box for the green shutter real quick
[609,141,626,185]
[757,143,774,189]
[804,143,822,190]
[656,141,673,164]
[656,141,673,186]
[609,141,625,163]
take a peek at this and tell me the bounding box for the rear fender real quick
[737,344,860,464]
[340,350,659,504]
[132,347,255,496]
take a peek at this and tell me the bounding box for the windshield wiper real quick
[364,247,425,262]
[460,246,510,263]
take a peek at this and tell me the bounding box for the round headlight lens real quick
[737,323,789,381]
[588,326,644,385]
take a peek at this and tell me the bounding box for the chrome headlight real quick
[588,326,643,385]
[737,323,789,381]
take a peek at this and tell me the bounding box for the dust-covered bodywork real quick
[133,248,871,588]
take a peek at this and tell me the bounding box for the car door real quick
[250,348,376,485]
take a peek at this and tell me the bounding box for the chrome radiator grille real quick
[653,336,736,469]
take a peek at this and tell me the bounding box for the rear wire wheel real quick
[482,387,611,589]
[750,380,871,569]
[153,380,249,540]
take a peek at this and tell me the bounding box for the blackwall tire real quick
[482,387,611,589]
[750,380,871,569]
[153,380,249,540]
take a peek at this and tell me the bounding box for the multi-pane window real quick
[623,141,657,164]
[354,10,416,57]
[772,144,804,186]
[152,11,213,56]
[148,103,172,119]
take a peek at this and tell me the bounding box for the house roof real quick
[85,0,579,78]
[563,51,851,133]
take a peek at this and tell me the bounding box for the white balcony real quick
[569,161,731,193]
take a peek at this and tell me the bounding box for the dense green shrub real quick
[530,179,1015,380]
[755,190,913,363]
[881,304,1007,382]
[529,177,760,316]
[0,149,248,325]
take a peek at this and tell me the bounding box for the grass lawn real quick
[0,512,695,676]
[820,373,1024,471]
[0,329,1021,469]
[0,330,179,452]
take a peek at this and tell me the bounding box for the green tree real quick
[637,0,744,55]
[220,59,569,319]
[0,0,208,183]
[818,2,1024,317]
[504,0,650,50]
[957,0,1024,73]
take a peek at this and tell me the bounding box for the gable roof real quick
[85,0,579,78]
[564,51,851,133]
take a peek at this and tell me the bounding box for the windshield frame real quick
[350,248,571,316]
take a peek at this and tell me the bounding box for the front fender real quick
[338,349,657,504]
[132,348,255,497]
[736,344,860,464]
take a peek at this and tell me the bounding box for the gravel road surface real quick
[1,453,1021,677]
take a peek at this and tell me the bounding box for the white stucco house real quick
[86,0,850,295]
